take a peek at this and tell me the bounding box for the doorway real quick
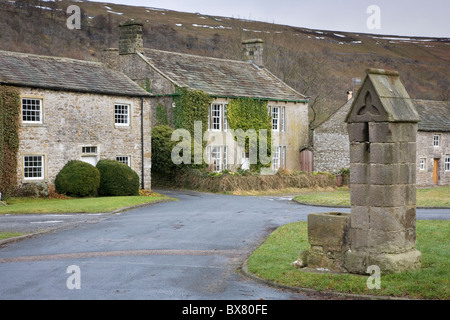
[433,159,439,185]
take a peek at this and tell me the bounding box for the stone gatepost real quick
[344,68,422,274]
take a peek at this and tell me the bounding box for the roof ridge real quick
[0,49,103,66]
[144,48,249,65]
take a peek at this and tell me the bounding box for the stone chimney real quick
[242,39,264,67]
[119,20,144,55]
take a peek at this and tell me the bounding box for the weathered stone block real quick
[369,184,406,207]
[350,206,369,229]
[347,122,369,142]
[350,184,369,206]
[369,122,418,143]
[349,228,369,250]
[367,229,406,253]
[398,163,416,184]
[308,213,350,251]
[369,142,396,164]
[369,206,405,231]
[303,213,351,272]
[405,206,416,229]
[396,142,417,163]
[350,163,369,184]
[344,250,368,274]
[369,163,400,185]
[368,250,421,274]
[349,142,369,164]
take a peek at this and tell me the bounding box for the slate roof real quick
[412,99,450,132]
[0,50,150,97]
[141,49,307,102]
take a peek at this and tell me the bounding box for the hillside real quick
[1,0,449,126]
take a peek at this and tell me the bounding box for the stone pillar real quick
[119,20,144,55]
[344,68,422,274]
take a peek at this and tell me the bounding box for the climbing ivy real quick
[155,104,168,126]
[172,88,212,167]
[0,85,20,196]
[173,87,212,134]
[227,98,272,170]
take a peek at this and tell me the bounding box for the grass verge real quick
[0,232,26,241]
[0,193,172,215]
[246,220,449,299]
[293,186,450,207]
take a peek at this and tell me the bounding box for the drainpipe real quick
[141,96,145,190]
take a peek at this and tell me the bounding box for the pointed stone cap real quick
[346,68,421,123]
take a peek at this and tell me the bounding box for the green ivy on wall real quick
[227,98,272,170]
[0,85,20,196]
[155,104,168,126]
[173,87,212,133]
[172,87,212,167]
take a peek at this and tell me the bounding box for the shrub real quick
[96,160,140,196]
[20,182,49,198]
[55,160,100,197]
[151,125,179,179]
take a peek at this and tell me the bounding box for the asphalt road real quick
[0,189,448,301]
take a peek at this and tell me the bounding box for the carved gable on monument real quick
[346,68,421,124]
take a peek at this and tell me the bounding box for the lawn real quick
[247,220,450,300]
[0,193,172,215]
[293,186,450,207]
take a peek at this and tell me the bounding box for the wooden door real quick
[300,149,313,173]
[433,159,439,184]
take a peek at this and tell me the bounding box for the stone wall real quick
[313,99,351,173]
[17,87,152,189]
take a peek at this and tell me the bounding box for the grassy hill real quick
[1,0,449,126]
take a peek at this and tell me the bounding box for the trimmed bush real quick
[96,160,140,196]
[55,160,100,197]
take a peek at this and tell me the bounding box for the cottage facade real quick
[102,21,309,172]
[0,50,152,190]
[313,93,450,186]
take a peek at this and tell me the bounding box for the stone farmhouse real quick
[102,21,310,172]
[313,90,450,186]
[0,50,152,191]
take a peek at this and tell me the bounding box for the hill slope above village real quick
[1,0,448,125]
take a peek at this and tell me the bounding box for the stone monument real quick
[296,68,422,275]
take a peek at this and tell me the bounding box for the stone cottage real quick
[0,50,152,191]
[102,21,309,172]
[313,90,450,186]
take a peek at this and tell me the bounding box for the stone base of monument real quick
[294,212,351,273]
[294,212,422,275]
[344,249,421,275]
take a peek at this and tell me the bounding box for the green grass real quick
[247,220,450,299]
[0,194,172,215]
[294,186,450,207]
[0,232,26,240]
